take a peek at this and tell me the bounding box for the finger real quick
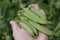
[32,4,40,10]
[38,18,48,40]
[38,25,48,40]
[10,21,21,32]
[39,9,46,16]
[32,4,46,16]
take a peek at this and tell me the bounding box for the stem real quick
[53,22,60,32]
[19,0,24,8]
[0,7,3,19]
[56,30,60,35]
[48,0,54,19]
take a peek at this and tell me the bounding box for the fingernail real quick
[10,21,16,25]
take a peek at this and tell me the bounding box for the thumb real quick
[10,21,21,32]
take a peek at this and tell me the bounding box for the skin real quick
[10,4,48,40]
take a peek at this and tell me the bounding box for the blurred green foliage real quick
[0,0,60,40]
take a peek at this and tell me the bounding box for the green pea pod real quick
[28,20,54,36]
[22,8,48,24]
[20,16,37,35]
[30,7,46,19]
[19,21,34,36]
[30,7,48,24]
[23,20,37,35]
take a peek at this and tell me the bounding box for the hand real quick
[10,4,48,40]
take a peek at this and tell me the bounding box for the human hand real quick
[10,4,48,40]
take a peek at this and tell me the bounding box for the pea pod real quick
[22,8,47,24]
[20,16,37,35]
[19,21,34,36]
[28,20,54,36]
[30,7,46,19]
[30,7,48,24]
[23,20,37,35]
